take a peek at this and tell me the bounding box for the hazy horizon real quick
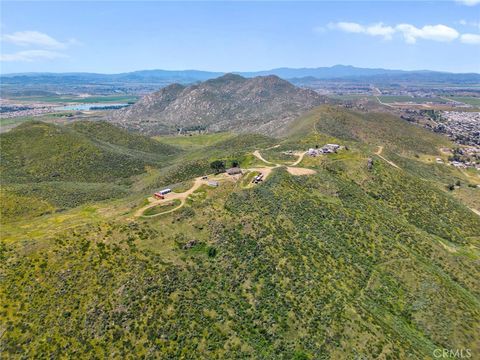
[2,64,480,76]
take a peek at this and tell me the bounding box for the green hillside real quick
[0,121,183,221]
[286,106,451,155]
[0,121,181,184]
[0,182,129,223]
[1,108,479,359]
[70,121,179,155]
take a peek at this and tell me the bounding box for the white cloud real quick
[0,50,68,62]
[329,22,395,40]
[396,24,459,43]
[365,23,396,40]
[327,21,473,44]
[455,0,480,6]
[460,33,480,44]
[1,30,77,49]
[0,30,80,62]
[331,22,364,33]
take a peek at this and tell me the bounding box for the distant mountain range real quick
[108,73,327,135]
[2,65,479,85]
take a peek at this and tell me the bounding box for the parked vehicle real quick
[154,192,165,199]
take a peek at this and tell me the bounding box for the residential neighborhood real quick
[434,111,480,146]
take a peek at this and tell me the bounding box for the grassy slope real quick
[0,120,182,183]
[0,121,182,221]
[1,107,479,359]
[285,105,451,155]
[70,121,179,155]
[153,132,235,150]
[0,182,129,223]
[2,165,479,358]
[1,121,143,183]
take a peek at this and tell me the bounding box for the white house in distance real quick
[308,144,341,156]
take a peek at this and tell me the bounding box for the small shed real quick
[227,167,242,175]
[208,180,219,187]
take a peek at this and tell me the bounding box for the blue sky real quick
[1,1,479,74]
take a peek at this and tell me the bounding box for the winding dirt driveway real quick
[136,149,316,218]
[253,150,276,165]
[290,151,306,166]
[135,176,208,218]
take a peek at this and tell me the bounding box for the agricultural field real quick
[0,112,75,128]
[11,95,139,104]
[378,95,447,104]
[445,96,480,106]
[327,94,376,101]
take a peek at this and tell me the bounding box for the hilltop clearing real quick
[135,148,317,217]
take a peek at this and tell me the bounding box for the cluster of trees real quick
[210,159,240,174]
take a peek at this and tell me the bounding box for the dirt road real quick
[375,97,395,108]
[470,208,480,217]
[253,150,276,165]
[290,151,306,166]
[135,176,208,218]
[375,146,400,169]
[136,150,317,218]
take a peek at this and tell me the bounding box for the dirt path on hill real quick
[265,144,280,150]
[255,149,307,167]
[136,176,208,218]
[470,208,480,217]
[290,151,306,166]
[375,146,400,169]
[253,150,276,165]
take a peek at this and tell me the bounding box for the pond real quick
[53,103,130,111]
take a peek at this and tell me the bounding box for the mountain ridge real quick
[107,74,328,135]
[2,65,478,83]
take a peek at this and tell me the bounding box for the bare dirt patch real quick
[286,167,316,176]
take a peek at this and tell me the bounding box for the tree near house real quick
[210,160,225,174]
